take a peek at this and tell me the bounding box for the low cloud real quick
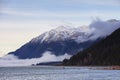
[0,51,71,67]
[89,19,120,39]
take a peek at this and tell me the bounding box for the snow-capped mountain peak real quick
[31,25,91,43]
[31,19,120,44]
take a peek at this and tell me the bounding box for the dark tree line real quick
[63,28,120,66]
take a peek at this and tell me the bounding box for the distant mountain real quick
[8,26,97,59]
[63,28,120,66]
[8,19,120,60]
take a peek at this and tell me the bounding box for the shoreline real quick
[90,66,120,70]
[1,65,120,70]
[56,65,120,70]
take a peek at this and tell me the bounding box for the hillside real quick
[8,26,95,59]
[63,28,120,66]
[6,19,120,60]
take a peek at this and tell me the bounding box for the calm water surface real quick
[0,66,120,80]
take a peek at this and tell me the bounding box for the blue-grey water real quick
[0,66,120,80]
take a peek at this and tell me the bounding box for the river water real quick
[0,66,120,80]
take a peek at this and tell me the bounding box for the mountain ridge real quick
[8,19,120,60]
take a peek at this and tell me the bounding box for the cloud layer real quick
[0,51,71,67]
[89,19,120,39]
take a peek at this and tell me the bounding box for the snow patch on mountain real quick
[31,25,92,43]
[31,19,120,44]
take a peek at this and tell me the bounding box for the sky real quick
[0,0,120,57]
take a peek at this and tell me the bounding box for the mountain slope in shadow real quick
[63,28,120,66]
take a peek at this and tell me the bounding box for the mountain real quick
[63,28,120,66]
[7,19,120,60]
[8,25,97,59]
